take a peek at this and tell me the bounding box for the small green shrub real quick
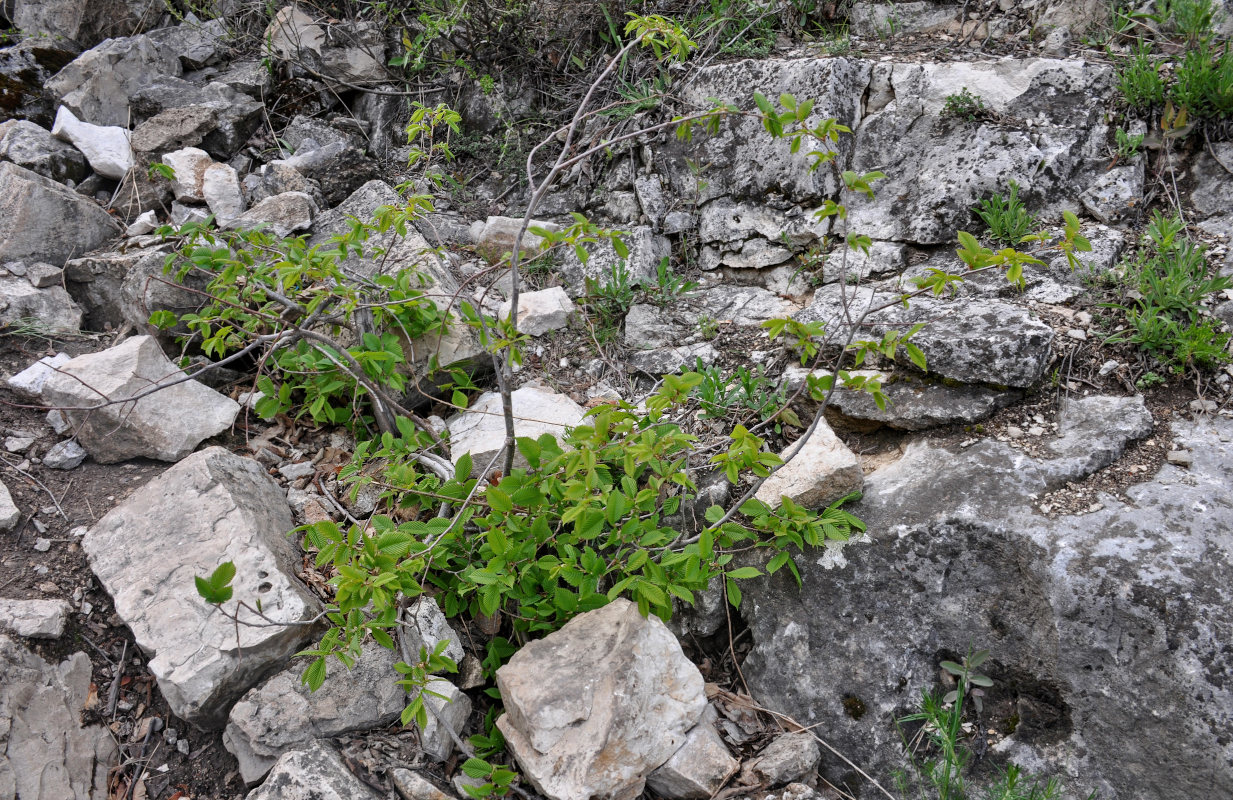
[694,360,799,432]
[941,88,988,122]
[584,258,635,329]
[1170,41,1233,119]
[647,258,698,306]
[1116,41,1167,111]
[1114,127,1145,159]
[974,181,1039,246]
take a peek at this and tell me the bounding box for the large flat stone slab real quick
[0,161,120,266]
[83,447,321,727]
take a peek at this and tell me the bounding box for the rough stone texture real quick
[245,740,381,800]
[1190,142,1233,219]
[0,37,80,128]
[627,342,719,374]
[0,162,120,266]
[83,447,321,728]
[43,439,87,470]
[270,140,379,207]
[799,288,1055,389]
[1080,162,1143,224]
[499,287,574,336]
[202,162,246,225]
[5,352,71,399]
[50,105,132,180]
[162,146,213,202]
[0,597,70,638]
[418,678,471,761]
[0,119,87,183]
[129,104,217,155]
[10,0,163,47]
[224,641,404,784]
[498,599,708,800]
[129,77,264,159]
[646,709,739,799]
[849,2,960,36]
[40,335,240,464]
[754,418,864,509]
[402,597,465,665]
[795,370,1022,431]
[47,33,182,127]
[0,481,18,532]
[263,6,326,62]
[472,215,558,263]
[739,413,1232,800]
[738,733,820,787]
[557,226,671,296]
[0,275,83,332]
[392,769,457,800]
[0,634,117,799]
[228,191,317,238]
[146,15,228,70]
[447,385,585,475]
[1044,394,1154,484]
[66,247,172,331]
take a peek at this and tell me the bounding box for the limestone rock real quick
[472,215,557,263]
[0,481,18,532]
[647,709,739,799]
[40,335,240,463]
[224,641,404,784]
[402,597,465,665]
[83,447,321,727]
[129,77,264,159]
[9,0,163,47]
[0,275,84,332]
[146,15,228,70]
[0,635,117,799]
[755,418,863,509]
[417,678,471,761]
[0,38,80,127]
[263,6,326,62]
[0,119,88,184]
[44,439,87,470]
[849,2,961,36]
[244,740,381,800]
[499,287,574,336]
[0,597,71,638]
[1080,162,1144,224]
[47,33,182,127]
[5,352,71,399]
[739,733,820,787]
[447,385,585,476]
[1190,142,1233,219]
[496,598,709,800]
[50,105,132,180]
[557,225,670,296]
[1043,394,1153,483]
[803,370,1021,431]
[66,247,170,331]
[0,162,120,266]
[739,415,1233,800]
[393,769,457,800]
[627,342,719,374]
[162,146,213,203]
[228,192,317,238]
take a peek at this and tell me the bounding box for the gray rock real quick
[739,732,820,787]
[43,439,87,469]
[557,225,670,296]
[1190,142,1233,219]
[129,77,264,159]
[801,369,1021,431]
[202,162,246,224]
[0,635,117,799]
[5,352,72,399]
[242,162,323,208]
[223,640,405,784]
[162,146,213,202]
[845,59,1113,244]
[50,105,132,180]
[213,60,273,99]
[228,192,317,238]
[627,342,719,374]
[47,33,182,127]
[499,287,574,336]
[0,37,80,127]
[799,289,1055,389]
[849,2,960,36]
[244,740,381,800]
[0,162,120,266]
[497,598,709,800]
[0,119,88,184]
[9,0,163,47]
[647,709,739,799]
[754,418,863,509]
[739,415,1233,800]
[392,769,457,800]
[402,597,465,665]
[147,15,228,70]
[65,247,168,331]
[270,140,379,207]
[472,215,557,264]
[626,304,686,350]
[1044,394,1153,483]
[0,274,84,332]
[1080,163,1144,224]
[417,677,471,761]
[40,335,240,464]
[448,385,585,476]
[0,597,71,638]
[24,261,64,288]
[0,481,18,533]
[84,447,322,727]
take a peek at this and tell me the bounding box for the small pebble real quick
[44,440,87,470]
[278,461,316,481]
[1006,426,1024,439]
[33,538,51,552]
[1098,359,1120,376]
[1028,426,1046,436]
[1166,450,1193,467]
[1066,328,1087,341]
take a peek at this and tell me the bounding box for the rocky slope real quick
[2,2,1232,800]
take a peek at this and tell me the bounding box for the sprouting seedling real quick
[940,648,994,714]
